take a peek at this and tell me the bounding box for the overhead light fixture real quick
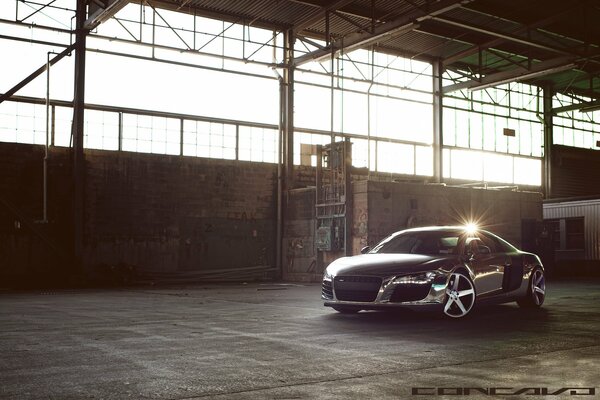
[468,63,576,92]
[579,103,600,113]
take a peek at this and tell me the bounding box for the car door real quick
[466,236,507,296]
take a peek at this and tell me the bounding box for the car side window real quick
[465,235,495,254]
[478,232,504,253]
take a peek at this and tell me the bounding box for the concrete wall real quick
[281,188,317,282]
[0,142,277,282]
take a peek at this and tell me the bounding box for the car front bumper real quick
[322,272,450,308]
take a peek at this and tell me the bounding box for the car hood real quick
[326,253,457,277]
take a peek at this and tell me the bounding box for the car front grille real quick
[322,280,333,300]
[334,276,382,302]
[390,283,432,303]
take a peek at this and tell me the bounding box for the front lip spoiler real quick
[323,300,443,312]
[324,299,443,307]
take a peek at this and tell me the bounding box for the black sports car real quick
[322,226,546,318]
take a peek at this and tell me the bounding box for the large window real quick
[294,45,434,176]
[0,1,281,161]
[553,93,600,150]
[1,1,594,181]
[0,101,47,145]
[442,73,544,186]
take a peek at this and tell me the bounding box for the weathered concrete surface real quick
[1,280,599,399]
[0,142,277,281]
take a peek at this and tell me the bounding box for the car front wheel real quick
[443,271,476,318]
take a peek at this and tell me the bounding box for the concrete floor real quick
[1,280,599,399]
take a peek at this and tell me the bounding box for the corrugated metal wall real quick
[543,199,600,261]
[551,146,600,198]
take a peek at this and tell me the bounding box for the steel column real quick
[543,84,554,199]
[283,29,295,189]
[276,73,285,279]
[432,60,444,182]
[72,0,87,274]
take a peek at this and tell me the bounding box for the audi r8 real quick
[322,226,546,318]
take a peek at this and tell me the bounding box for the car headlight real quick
[394,270,443,285]
[323,269,333,281]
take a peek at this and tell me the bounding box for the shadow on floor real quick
[320,304,553,340]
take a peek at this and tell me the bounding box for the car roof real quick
[400,226,468,232]
[395,226,492,235]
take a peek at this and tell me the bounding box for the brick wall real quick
[0,142,277,281]
[84,149,277,272]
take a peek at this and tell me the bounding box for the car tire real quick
[517,267,545,308]
[443,271,476,318]
[332,306,361,314]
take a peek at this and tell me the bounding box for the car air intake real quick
[334,276,382,302]
[322,280,333,300]
[390,283,432,302]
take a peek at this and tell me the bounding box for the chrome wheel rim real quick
[444,272,475,318]
[531,269,546,306]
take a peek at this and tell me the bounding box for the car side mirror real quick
[360,246,371,254]
[478,245,491,255]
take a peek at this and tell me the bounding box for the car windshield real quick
[370,231,461,255]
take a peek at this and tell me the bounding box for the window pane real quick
[377,142,414,174]
[415,145,433,176]
[484,153,513,184]
[513,157,541,186]
[450,149,483,181]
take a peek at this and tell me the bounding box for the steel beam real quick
[553,100,600,114]
[20,0,58,22]
[433,16,572,56]
[443,57,576,94]
[72,0,87,274]
[0,43,75,105]
[442,3,581,66]
[292,0,472,66]
[293,0,356,34]
[85,0,129,30]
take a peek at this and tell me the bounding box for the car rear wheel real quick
[443,271,476,318]
[332,306,361,314]
[517,267,545,308]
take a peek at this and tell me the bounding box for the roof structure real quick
[150,0,600,102]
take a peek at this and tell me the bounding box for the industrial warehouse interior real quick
[1,0,600,398]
